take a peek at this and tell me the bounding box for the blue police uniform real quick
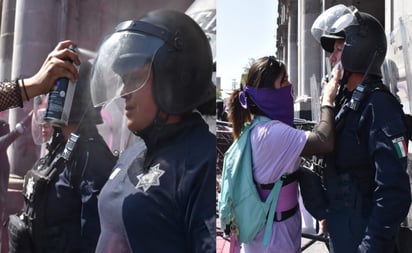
[21,126,117,253]
[324,80,412,253]
[96,113,216,253]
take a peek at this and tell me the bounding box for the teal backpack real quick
[218,116,287,246]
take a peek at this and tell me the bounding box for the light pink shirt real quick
[242,119,308,253]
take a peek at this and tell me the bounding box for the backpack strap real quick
[258,170,299,222]
[220,115,274,246]
[246,117,296,246]
[262,175,284,245]
[259,170,299,189]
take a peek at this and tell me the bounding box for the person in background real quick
[39,122,54,156]
[0,112,31,251]
[0,113,32,205]
[0,40,79,112]
[311,5,411,252]
[0,120,10,207]
[31,96,55,157]
[90,9,216,253]
[8,61,117,253]
[224,55,340,253]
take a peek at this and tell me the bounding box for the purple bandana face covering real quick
[242,85,294,126]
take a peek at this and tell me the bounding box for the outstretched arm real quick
[301,65,341,156]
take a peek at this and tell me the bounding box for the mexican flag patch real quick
[392,137,408,158]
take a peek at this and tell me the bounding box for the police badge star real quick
[136,163,165,192]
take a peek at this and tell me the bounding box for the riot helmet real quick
[341,12,386,77]
[311,5,351,44]
[312,4,387,77]
[91,9,215,115]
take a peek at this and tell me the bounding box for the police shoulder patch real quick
[392,136,408,158]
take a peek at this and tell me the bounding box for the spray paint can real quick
[45,45,77,127]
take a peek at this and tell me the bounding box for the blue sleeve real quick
[179,133,216,253]
[359,91,412,252]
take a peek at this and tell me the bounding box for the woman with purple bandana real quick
[226,56,341,253]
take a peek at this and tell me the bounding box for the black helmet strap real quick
[359,50,378,83]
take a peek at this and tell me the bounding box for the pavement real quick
[216,234,230,253]
[217,235,330,253]
[301,235,330,253]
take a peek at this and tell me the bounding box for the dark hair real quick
[247,56,286,88]
[228,56,285,139]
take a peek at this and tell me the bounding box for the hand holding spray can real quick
[45,45,78,127]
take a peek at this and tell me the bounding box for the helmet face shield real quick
[93,11,215,115]
[90,31,164,106]
[32,95,54,145]
[311,4,358,43]
[117,55,152,95]
[32,95,48,126]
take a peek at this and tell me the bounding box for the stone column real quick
[0,0,15,82]
[295,0,321,120]
[287,0,298,92]
[301,0,321,98]
[8,0,59,176]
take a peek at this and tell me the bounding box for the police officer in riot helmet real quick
[91,9,215,253]
[8,61,117,253]
[320,31,345,69]
[311,4,411,253]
